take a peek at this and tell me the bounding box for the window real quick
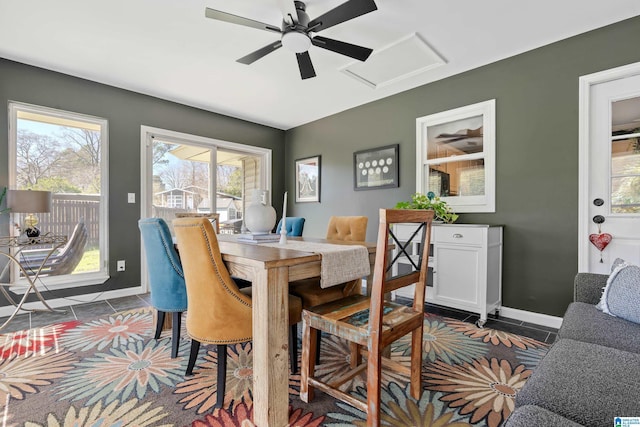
[8,102,109,287]
[416,99,496,212]
[610,97,640,214]
[141,126,272,237]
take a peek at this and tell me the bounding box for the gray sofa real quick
[505,273,640,426]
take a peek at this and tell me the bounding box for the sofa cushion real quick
[516,338,640,426]
[504,405,583,427]
[596,258,640,323]
[559,302,640,353]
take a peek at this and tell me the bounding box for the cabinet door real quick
[432,244,480,306]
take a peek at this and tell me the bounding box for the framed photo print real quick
[295,155,321,203]
[353,144,399,190]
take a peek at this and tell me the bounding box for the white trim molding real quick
[0,285,145,317]
[499,306,563,330]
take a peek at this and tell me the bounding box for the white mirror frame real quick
[416,99,496,213]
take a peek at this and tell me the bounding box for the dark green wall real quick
[285,16,640,317]
[0,58,285,302]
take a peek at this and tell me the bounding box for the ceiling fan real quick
[205,0,378,79]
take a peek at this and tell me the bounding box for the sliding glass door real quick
[141,126,272,240]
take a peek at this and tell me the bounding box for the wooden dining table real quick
[215,234,378,426]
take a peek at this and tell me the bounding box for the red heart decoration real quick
[589,233,612,252]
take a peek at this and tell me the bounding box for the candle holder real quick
[279,227,287,245]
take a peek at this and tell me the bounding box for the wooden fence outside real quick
[35,194,100,247]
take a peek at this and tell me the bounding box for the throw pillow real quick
[597,258,640,324]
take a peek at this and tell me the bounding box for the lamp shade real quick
[7,190,52,213]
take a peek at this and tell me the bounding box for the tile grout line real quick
[69,305,78,320]
[135,294,149,305]
[104,300,117,313]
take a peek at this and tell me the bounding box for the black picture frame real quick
[295,155,321,203]
[353,144,399,190]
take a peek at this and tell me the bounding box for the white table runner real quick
[261,240,371,288]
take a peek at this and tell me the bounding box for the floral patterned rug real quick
[0,307,549,426]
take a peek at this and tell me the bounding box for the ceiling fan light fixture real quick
[282,31,311,53]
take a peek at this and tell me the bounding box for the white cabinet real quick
[392,223,503,326]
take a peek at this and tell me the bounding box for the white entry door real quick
[579,63,640,273]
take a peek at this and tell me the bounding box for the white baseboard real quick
[0,285,146,318]
[500,306,563,329]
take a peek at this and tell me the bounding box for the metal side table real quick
[0,234,68,331]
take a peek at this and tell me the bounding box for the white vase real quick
[244,189,276,234]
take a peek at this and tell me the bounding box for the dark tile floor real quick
[0,293,152,334]
[397,297,559,344]
[0,294,558,344]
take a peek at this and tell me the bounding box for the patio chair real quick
[138,217,187,358]
[19,219,88,276]
[300,209,434,427]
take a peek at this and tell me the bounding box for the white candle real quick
[282,191,287,220]
[279,191,288,244]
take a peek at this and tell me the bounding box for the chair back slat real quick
[369,209,433,334]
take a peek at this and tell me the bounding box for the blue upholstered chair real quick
[138,217,187,358]
[275,217,306,237]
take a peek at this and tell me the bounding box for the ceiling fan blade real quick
[311,35,372,61]
[237,41,283,65]
[205,7,282,34]
[296,52,316,79]
[307,0,377,32]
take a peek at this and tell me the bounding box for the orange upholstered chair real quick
[173,217,302,408]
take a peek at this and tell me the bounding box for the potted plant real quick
[394,192,459,224]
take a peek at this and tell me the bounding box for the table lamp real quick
[7,190,52,238]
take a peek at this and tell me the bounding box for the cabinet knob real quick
[452,233,463,238]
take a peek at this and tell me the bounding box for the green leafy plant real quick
[394,192,459,223]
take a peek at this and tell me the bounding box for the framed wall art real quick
[295,155,321,203]
[353,144,399,190]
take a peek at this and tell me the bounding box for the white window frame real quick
[8,101,110,289]
[140,125,272,291]
[416,99,496,213]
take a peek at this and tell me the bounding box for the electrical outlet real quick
[128,193,136,203]
[117,260,126,272]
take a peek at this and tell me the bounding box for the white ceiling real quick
[1,0,639,130]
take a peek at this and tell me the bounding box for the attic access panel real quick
[341,33,446,88]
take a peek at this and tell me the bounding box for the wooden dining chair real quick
[289,215,367,362]
[173,217,303,408]
[299,209,434,427]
